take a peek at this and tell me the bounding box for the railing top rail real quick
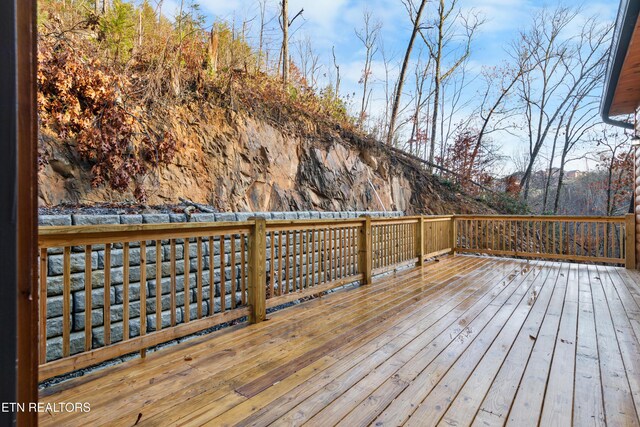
[370,218,421,226]
[265,218,365,230]
[39,220,254,247]
[369,215,422,221]
[453,215,626,222]
[423,216,455,222]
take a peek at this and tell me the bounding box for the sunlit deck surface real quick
[39,255,640,426]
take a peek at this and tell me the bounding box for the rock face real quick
[38,104,493,215]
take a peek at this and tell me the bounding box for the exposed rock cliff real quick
[39,102,495,215]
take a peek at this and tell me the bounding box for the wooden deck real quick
[38,255,640,426]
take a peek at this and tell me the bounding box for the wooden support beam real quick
[625,213,635,269]
[248,217,267,323]
[451,216,457,255]
[359,216,372,284]
[417,216,425,266]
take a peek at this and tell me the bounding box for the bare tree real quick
[295,35,322,89]
[257,0,269,71]
[332,46,340,97]
[468,48,537,177]
[438,59,476,167]
[355,10,382,126]
[517,8,611,200]
[552,76,607,213]
[281,0,289,86]
[409,50,431,156]
[542,113,565,213]
[420,1,481,172]
[387,0,429,145]
[279,1,303,88]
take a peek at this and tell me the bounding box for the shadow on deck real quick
[39,255,640,426]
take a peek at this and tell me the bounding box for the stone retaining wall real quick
[39,211,402,362]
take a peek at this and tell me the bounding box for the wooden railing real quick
[371,217,420,274]
[38,221,255,380]
[454,215,634,267]
[263,219,364,311]
[37,213,634,380]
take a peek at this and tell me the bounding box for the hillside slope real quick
[36,2,500,215]
[39,100,497,215]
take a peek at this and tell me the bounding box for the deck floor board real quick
[38,256,640,427]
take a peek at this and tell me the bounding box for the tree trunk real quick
[387,0,428,145]
[332,46,340,97]
[429,70,440,172]
[553,149,568,214]
[208,27,219,74]
[282,0,289,88]
[428,3,444,173]
[542,119,562,213]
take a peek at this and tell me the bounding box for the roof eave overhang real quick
[601,0,640,130]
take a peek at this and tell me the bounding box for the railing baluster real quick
[209,236,215,314]
[62,246,71,357]
[332,228,338,280]
[284,231,290,294]
[184,238,190,322]
[84,245,92,352]
[311,228,316,287]
[139,241,146,357]
[104,244,111,345]
[170,239,177,325]
[297,230,304,290]
[155,240,162,331]
[241,234,247,305]
[342,227,347,277]
[269,231,275,297]
[123,242,130,341]
[604,223,609,259]
[279,231,284,296]
[230,235,236,308]
[323,228,328,283]
[196,237,202,319]
[220,235,226,312]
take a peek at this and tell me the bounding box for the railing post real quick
[248,217,267,323]
[450,216,457,255]
[417,216,425,266]
[626,213,636,270]
[359,216,372,284]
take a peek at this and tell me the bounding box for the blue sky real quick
[160,0,619,172]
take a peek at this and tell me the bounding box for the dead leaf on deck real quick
[184,355,193,361]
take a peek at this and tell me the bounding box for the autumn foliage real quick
[37,0,354,202]
[439,128,501,193]
[38,4,178,202]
